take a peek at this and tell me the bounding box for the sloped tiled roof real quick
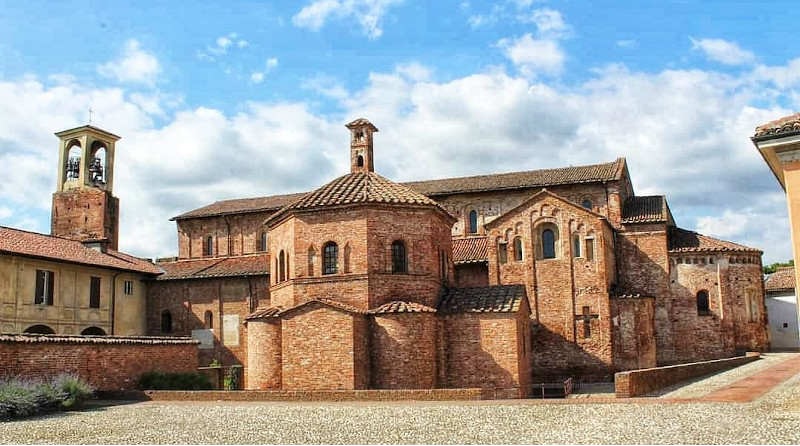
[0,226,161,275]
[404,158,625,196]
[245,306,284,321]
[438,285,527,314]
[265,171,450,226]
[277,298,365,317]
[765,266,795,292]
[754,113,800,139]
[622,196,669,224]
[367,300,437,314]
[155,254,269,280]
[172,193,307,220]
[668,227,760,253]
[452,236,489,264]
[176,158,626,221]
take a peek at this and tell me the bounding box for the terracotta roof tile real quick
[277,298,365,317]
[176,158,625,220]
[452,236,488,264]
[265,171,451,226]
[172,193,307,220]
[367,301,437,314]
[245,306,284,320]
[765,266,795,292]
[155,254,269,280]
[622,196,669,224]
[438,285,527,314]
[754,113,800,139]
[0,226,161,274]
[0,333,197,345]
[403,158,625,196]
[668,227,760,253]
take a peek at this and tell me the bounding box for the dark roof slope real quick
[175,158,625,220]
[452,236,488,264]
[155,254,269,280]
[438,285,527,314]
[622,195,670,224]
[765,266,795,292]
[668,227,760,253]
[265,171,450,226]
[0,226,161,274]
[403,158,625,196]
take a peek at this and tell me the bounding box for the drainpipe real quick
[110,271,121,335]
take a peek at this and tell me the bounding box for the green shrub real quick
[52,374,93,409]
[0,375,92,421]
[137,371,213,390]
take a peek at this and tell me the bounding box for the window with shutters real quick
[34,270,54,305]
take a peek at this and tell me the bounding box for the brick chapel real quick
[2,119,770,395]
[147,118,768,392]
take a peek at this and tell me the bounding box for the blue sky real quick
[0,0,798,263]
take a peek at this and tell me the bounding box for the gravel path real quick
[3,355,799,444]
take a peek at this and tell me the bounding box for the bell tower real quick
[51,125,121,250]
[346,118,378,173]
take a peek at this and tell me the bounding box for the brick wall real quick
[245,319,281,389]
[0,334,198,391]
[615,353,760,398]
[51,188,119,250]
[454,263,489,287]
[611,296,657,371]
[177,212,271,259]
[370,313,437,389]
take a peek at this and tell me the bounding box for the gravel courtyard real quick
[3,355,800,444]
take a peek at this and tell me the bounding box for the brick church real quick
[2,119,769,395]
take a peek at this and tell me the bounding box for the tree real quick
[763,259,794,275]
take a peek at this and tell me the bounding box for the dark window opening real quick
[24,324,55,334]
[204,236,213,256]
[391,240,407,273]
[161,310,173,333]
[279,250,286,282]
[697,290,710,316]
[89,276,101,308]
[586,238,595,261]
[582,199,592,210]
[357,155,364,167]
[34,270,54,305]
[323,242,338,275]
[573,235,581,258]
[468,210,478,234]
[123,280,134,295]
[204,310,213,329]
[542,229,556,259]
[498,242,508,264]
[259,232,268,252]
[81,326,106,336]
[513,237,523,262]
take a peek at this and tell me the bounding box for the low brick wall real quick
[140,388,519,401]
[0,334,199,391]
[615,353,760,398]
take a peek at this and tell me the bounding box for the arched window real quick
[161,310,173,333]
[391,240,407,273]
[468,210,478,234]
[513,237,523,262]
[278,250,286,282]
[585,237,595,261]
[204,236,213,256]
[24,324,55,334]
[697,290,710,316]
[81,326,106,336]
[204,310,213,329]
[259,232,268,252]
[581,199,592,210]
[323,242,338,275]
[89,142,107,185]
[498,241,508,264]
[65,143,81,181]
[357,155,364,167]
[573,234,581,258]
[542,229,556,259]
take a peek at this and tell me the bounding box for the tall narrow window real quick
[468,210,478,234]
[357,155,364,167]
[513,237,523,262]
[204,235,213,256]
[585,238,595,261]
[391,240,407,273]
[123,280,134,295]
[542,229,556,259]
[34,270,54,305]
[278,250,286,282]
[89,276,101,308]
[204,310,213,329]
[498,241,508,264]
[573,235,581,258]
[323,242,338,275]
[259,232,268,252]
[161,310,173,333]
[697,290,710,316]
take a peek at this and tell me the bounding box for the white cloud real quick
[690,37,756,66]
[292,0,404,39]
[198,32,249,61]
[518,8,570,38]
[97,39,161,86]
[498,33,565,77]
[616,39,637,49]
[250,72,265,84]
[251,58,279,84]
[301,74,350,100]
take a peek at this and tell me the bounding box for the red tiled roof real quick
[765,266,795,292]
[754,113,800,139]
[438,285,527,314]
[265,171,451,226]
[0,226,161,274]
[155,254,269,280]
[668,227,760,253]
[452,236,488,264]
[622,196,670,224]
[172,193,307,220]
[176,158,625,221]
[403,158,625,196]
[367,301,437,314]
[245,306,284,320]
